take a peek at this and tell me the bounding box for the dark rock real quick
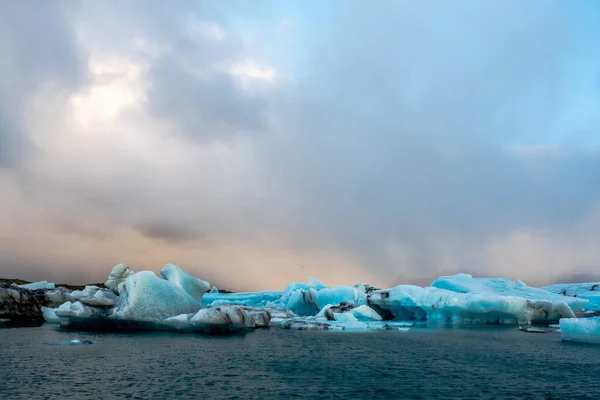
[0,284,46,323]
[324,302,355,320]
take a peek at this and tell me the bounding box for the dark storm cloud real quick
[135,221,203,244]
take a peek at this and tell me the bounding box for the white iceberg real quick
[560,317,600,344]
[55,301,104,319]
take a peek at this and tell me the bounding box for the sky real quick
[1,1,600,290]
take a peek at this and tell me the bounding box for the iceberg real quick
[368,285,575,325]
[110,271,201,321]
[17,281,55,290]
[560,317,600,344]
[432,274,588,312]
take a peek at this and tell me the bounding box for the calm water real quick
[1,324,599,399]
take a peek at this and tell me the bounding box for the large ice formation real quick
[432,274,588,312]
[368,285,575,325]
[560,316,600,344]
[110,271,201,321]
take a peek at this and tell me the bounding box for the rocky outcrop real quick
[0,284,46,324]
[0,283,74,325]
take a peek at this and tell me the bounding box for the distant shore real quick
[0,278,106,291]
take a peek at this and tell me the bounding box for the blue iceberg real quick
[560,316,600,344]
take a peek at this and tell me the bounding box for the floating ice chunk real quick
[55,301,104,319]
[368,285,574,325]
[281,319,333,330]
[105,264,135,293]
[432,274,587,312]
[160,264,210,302]
[209,286,219,294]
[71,286,118,308]
[40,338,97,346]
[190,305,271,328]
[110,271,201,322]
[18,281,55,290]
[560,317,600,344]
[41,306,60,323]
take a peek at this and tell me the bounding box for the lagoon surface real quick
[1,324,599,399]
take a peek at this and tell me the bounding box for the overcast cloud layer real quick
[1,1,599,290]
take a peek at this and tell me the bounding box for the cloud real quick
[1,1,600,289]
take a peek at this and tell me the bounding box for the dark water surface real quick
[1,324,598,399]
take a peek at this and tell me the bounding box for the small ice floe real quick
[519,326,553,333]
[40,338,97,346]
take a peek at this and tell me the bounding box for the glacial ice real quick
[104,264,135,293]
[560,316,600,344]
[55,301,105,319]
[160,264,210,302]
[543,282,600,311]
[18,281,55,290]
[202,275,580,325]
[368,284,576,325]
[71,286,118,307]
[273,282,367,316]
[110,271,201,321]
[432,274,588,312]
[41,306,60,323]
[202,291,283,307]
